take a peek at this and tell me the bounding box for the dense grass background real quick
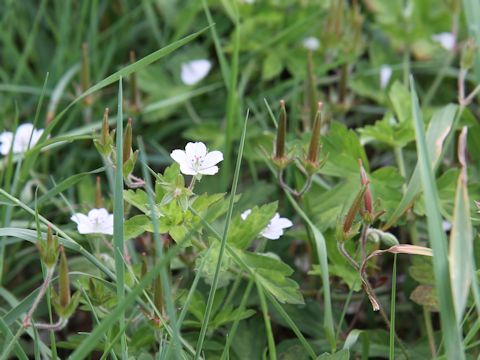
[1,0,480,359]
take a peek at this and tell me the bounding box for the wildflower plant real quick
[2,1,480,359]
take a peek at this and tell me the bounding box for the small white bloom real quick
[71,208,114,235]
[303,37,320,51]
[432,32,456,51]
[180,59,212,85]
[0,123,44,155]
[241,209,293,240]
[380,64,393,89]
[170,142,223,176]
[442,220,452,232]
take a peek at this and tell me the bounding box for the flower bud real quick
[94,108,114,157]
[37,225,59,268]
[461,38,477,71]
[306,102,323,165]
[274,100,287,160]
[358,159,373,216]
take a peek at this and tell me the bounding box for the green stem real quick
[257,281,277,360]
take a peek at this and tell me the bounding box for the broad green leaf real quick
[321,122,368,177]
[316,349,350,360]
[239,250,304,305]
[124,189,150,213]
[124,215,152,240]
[228,202,277,249]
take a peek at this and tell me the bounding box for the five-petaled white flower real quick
[432,32,456,51]
[303,37,320,51]
[241,209,293,240]
[71,208,114,235]
[0,123,44,155]
[380,64,393,89]
[180,59,212,85]
[171,142,223,176]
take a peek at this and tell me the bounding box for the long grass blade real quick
[113,78,127,358]
[410,76,464,359]
[449,127,473,321]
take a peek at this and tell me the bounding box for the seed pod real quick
[274,100,287,160]
[343,184,367,236]
[123,118,133,163]
[358,159,373,215]
[59,246,71,308]
[307,102,323,164]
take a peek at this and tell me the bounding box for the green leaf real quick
[124,189,150,213]
[124,215,152,240]
[228,202,277,249]
[321,122,368,177]
[239,251,304,305]
[316,349,350,360]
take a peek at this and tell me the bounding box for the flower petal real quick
[241,209,252,220]
[71,213,94,234]
[179,163,198,176]
[261,227,284,240]
[0,132,13,155]
[170,149,189,166]
[181,60,212,85]
[201,150,223,169]
[274,217,293,229]
[185,142,207,160]
[198,165,219,175]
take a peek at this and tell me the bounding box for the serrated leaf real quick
[239,251,304,305]
[228,202,277,249]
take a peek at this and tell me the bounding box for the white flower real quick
[442,220,452,232]
[303,37,320,51]
[380,64,393,89]
[71,208,114,235]
[0,123,44,155]
[180,59,212,85]
[170,142,223,176]
[241,209,293,240]
[432,32,456,51]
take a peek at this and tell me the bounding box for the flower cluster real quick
[0,123,44,155]
[241,209,293,240]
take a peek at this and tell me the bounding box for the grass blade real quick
[113,78,126,358]
[410,76,464,359]
[194,111,248,359]
[449,127,473,321]
[389,254,397,360]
